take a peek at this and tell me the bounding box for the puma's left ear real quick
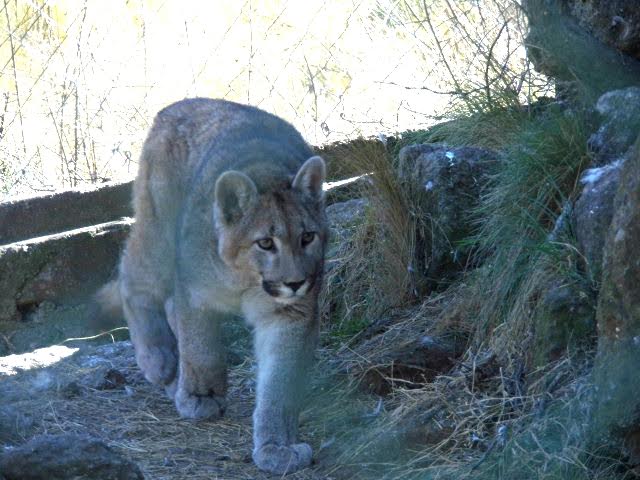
[292,156,325,201]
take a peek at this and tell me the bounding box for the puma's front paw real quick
[253,442,313,475]
[174,387,226,420]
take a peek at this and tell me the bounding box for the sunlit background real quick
[0,0,546,198]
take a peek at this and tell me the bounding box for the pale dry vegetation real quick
[0,0,546,197]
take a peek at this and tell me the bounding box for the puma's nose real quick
[284,280,305,293]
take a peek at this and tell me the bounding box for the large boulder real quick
[592,136,640,462]
[575,87,639,283]
[325,197,368,257]
[321,198,369,318]
[398,144,496,284]
[588,87,640,165]
[524,0,640,101]
[0,434,144,480]
[325,198,368,244]
[574,160,622,283]
[568,0,640,61]
[533,280,595,366]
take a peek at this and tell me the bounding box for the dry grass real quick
[386,358,599,479]
[329,289,468,392]
[322,139,430,339]
[1,340,337,480]
[317,343,623,480]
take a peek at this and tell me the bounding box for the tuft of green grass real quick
[463,105,593,364]
[475,106,590,253]
[329,316,370,344]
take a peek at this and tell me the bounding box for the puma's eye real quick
[257,238,275,251]
[301,231,315,247]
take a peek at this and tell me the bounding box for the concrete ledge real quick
[0,139,379,246]
[0,219,132,322]
[0,181,133,245]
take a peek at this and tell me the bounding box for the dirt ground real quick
[0,335,361,480]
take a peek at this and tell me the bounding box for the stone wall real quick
[0,183,134,323]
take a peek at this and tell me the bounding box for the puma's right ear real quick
[214,171,258,225]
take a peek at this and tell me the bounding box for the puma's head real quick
[214,156,327,303]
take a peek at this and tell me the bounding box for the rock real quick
[0,219,131,322]
[574,159,622,282]
[595,140,640,345]
[592,135,640,461]
[323,198,368,276]
[533,282,595,366]
[0,181,132,245]
[76,366,128,391]
[0,434,144,480]
[588,87,640,165]
[524,0,640,101]
[326,198,368,242]
[397,144,496,284]
[326,198,368,227]
[568,0,640,61]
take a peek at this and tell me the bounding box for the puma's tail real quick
[91,280,125,331]
[96,280,123,317]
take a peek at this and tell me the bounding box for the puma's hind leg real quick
[168,288,228,420]
[121,288,178,387]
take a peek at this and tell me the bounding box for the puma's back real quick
[141,98,315,190]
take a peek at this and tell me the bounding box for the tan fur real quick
[109,98,327,475]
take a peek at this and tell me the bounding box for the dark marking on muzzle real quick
[262,280,280,297]
[305,275,316,292]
